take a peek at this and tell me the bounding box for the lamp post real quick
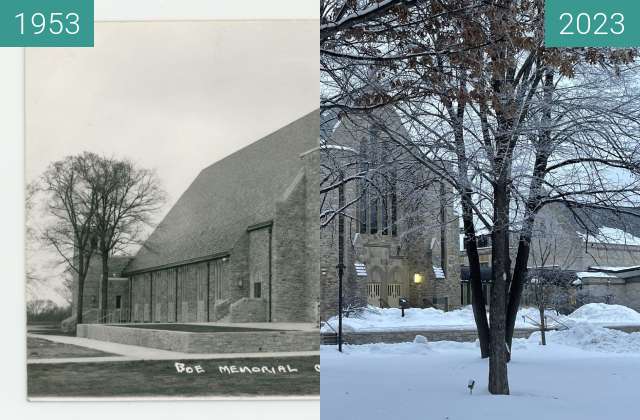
[337,174,345,352]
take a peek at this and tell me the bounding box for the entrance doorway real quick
[387,284,401,307]
[367,283,380,307]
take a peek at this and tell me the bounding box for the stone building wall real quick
[320,186,366,320]
[72,257,101,320]
[578,280,640,312]
[273,171,307,322]
[320,109,463,319]
[531,203,640,270]
[106,278,129,322]
[303,148,321,324]
[249,227,271,321]
[229,298,267,322]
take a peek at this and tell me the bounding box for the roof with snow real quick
[589,265,640,273]
[568,206,640,246]
[576,271,617,279]
[124,110,319,274]
[320,109,340,141]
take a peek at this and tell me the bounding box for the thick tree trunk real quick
[505,238,531,349]
[489,172,510,394]
[100,249,109,323]
[461,219,491,359]
[447,91,491,358]
[461,206,490,358]
[506,70,554,350]
[76,274,85,326]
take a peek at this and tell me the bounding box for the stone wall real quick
[333,328,540,345]
[531,203,640,271]
[579,281,640,312]
[273,170,309,322]
[106,278,130,322]
[320,162,365,320]
[323,324,640,345]
[249,227,271,320]
[77,324,319,353]
[229,298,267,322]
[303,148,321,324]
[72,256,102,320]
[129,257,235,323]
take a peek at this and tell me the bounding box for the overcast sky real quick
[26,20,319,213]
[26,20,318,304]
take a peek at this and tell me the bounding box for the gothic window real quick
[357,126,399,236]
[370,196,378,234]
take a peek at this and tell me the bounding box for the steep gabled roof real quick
[567,205,640,244]
[125,110,319,274]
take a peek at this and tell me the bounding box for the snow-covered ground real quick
[322,303,640,333]
[321,325,640,420]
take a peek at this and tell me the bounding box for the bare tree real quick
[89,157,165,322]
[321,0,640,395]
[39,153,100,325]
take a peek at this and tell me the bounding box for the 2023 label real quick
[545,0,639,47]
[559,12,624,36]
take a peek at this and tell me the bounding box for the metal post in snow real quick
[337,177,345,352]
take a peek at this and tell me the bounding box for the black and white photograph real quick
[24,19,319,400]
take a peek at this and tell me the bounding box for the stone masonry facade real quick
[74,111,320,325]
[320,108,462,321]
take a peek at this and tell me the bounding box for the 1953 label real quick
[0,0,93,47]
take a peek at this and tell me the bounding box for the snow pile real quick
[337,335,476,355]
[567,303,640,325]
[321,303,640,333]
[340,340,433,356]
[322,305,478,332]
[527,323,640,353]
[322,305,564,332]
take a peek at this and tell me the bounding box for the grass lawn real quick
[112,323,288,333]
[28,356,319,397]
[27,337,116,359]
[27,323,75,336]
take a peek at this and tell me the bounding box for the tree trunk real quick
[449,92,490,358]
[461,193,490,358]
[488,178,510,395]
[100,248,109,323]
[506,70,554,350]
[505,238,530,349]
[76,274,85,326]
[539,304,546,346]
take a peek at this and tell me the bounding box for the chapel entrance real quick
[387,283,401,308]
[367,283,380,307]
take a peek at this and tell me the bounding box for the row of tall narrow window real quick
[358,128,398,235]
